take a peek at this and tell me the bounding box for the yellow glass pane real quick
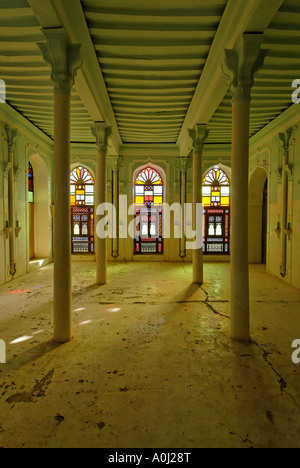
[76,190,85,195]
[154,196,163,205]
[70,195,76,206]
[203,197,211,206]
[221,197,230,206]
[135,196,144,204]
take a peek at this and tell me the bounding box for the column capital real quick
[5,126,19,152]
[188,124,209,153]
[91,122,112,153]
[108,155,123,171]
[224,33,268,103]
[2,161,12,178]
[37,28,82,96]
[277,127,294,153]
[174,156,192,172]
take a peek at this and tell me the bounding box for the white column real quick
[38,29,82,343]
[91,123,112,285]
[175,156,192,258]
[108,156,123,259]
[224,34,267,342]
[188,125,209,284]
[278,130,292,278]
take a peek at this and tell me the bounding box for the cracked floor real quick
[1,262,300,448]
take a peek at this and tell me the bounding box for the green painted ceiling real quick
[0,0,94,143]
[81,0,227,144]
[0,0,299,148]
[207,0,300,143]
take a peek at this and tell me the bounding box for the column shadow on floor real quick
[2,339,64,375]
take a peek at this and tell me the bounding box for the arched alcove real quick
[249,166,268,264]
[28,153,51,261]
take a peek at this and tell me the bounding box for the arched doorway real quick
[262,178,268,264]
[28,162,34,259]
[249,166,268,264]
[70,166,95,254]
[133,166,164,255]
[202,165,231,255]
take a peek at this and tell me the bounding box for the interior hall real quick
[0,0,300,449]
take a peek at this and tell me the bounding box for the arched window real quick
[70,166,94,206]
[70,166,95,254]
[28,162,34,203]
[202,166,230,255]
[134,166,164,254]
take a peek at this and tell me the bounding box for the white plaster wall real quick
[0,107,53,286]
[291,200,300,289]
[249,109,300,289]
[0,124,6,285]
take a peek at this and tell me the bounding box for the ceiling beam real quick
[27,0,121,155]
[177,0,284,156]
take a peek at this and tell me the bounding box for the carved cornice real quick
[38,28,83,96]
[224,33,268,103]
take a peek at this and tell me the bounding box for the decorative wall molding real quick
[2,161,12,179]
[0,106,53,153]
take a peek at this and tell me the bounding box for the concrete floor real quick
[0,262,300,448]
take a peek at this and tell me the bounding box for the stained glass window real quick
[202,166,230,207]
[134,167,163,207]
[202,166,230,256]
[28,162,34,203]
[134,166,164,255]
[70,166,94,206]
[70,166,95,254]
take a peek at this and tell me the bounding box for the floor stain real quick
[6,369,54,404]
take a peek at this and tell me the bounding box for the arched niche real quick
[249,166,268,264]
[28,153,51,260]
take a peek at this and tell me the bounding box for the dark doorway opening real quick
[261,178,268,264]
